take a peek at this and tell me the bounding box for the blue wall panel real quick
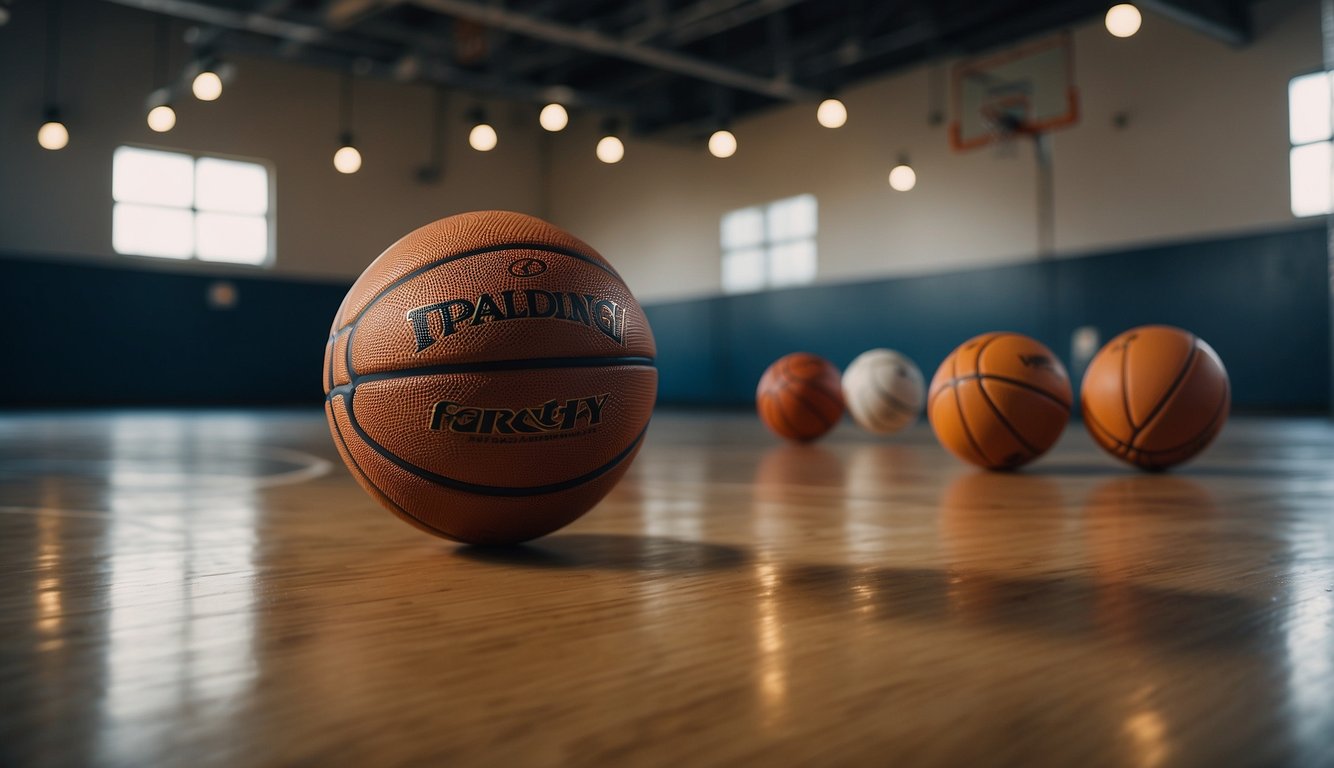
[1,224,1326,410]
[646,225,1329,411]
[0,257,348,406]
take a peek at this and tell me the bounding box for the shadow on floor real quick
[777,561,1271,654]
[460,531,1272,655]
[455,533,751,572]
[1032,463,1297,479]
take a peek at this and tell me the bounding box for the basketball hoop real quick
[949,33,1078,152]
[981,102,1036,157]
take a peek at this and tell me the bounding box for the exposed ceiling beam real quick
[767,6,791,80]
[103,0,388,50]
[797,21,936,77]
[630,0,808,46]
[97,0,625,108]
[511,0,810,78]
[325,0,391,30]
[407,0,820,100]
[1137,0,1252,45]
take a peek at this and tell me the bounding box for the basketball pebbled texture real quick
[928,332,1072,470]
[1081,325,1229,471]
[323,211,657,544]
[756,352,845,442]
[841,348,925,435]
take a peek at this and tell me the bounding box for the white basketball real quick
[841,349,925,435]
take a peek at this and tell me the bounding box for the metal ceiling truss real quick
[97,0,1264,134]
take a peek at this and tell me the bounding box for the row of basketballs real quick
[755,325,1229,472]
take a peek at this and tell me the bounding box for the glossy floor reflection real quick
[1,410,1333,766]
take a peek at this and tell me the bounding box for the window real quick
[112,146,273,265]
[1289,72,1333,218]
[721,194,817,293]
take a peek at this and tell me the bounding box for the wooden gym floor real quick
[1,409,1333,767]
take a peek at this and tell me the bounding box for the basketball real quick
[756,352,844,442]
[928,332,1072,470]
[1081,325,1229,470]
[322,210,657,544]
[841,348,925,435]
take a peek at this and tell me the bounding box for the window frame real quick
[111,144,278,268]
[720,194,818,294]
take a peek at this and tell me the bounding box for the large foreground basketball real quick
[323,211,657,544]
[928,332,1072,470]
[1081,325,1229,471]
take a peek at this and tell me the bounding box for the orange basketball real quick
[756,353,844,442]
[323,211,657,545]
[928,332,1072,470]
[1081,325,1229,471]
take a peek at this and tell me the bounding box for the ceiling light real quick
[469,123,498,151]
[147,104,176,132]
[596,135,624,164]
[334,143,362,174]
[334,73,362,172]
[1105,4,1142,37]
[817,98,847,128]
[888,163,916,192]
[39,1,68,151]
[539,103,568,132]
[708,129,737,158]
[192,70,222,101]
[37,118,68,150]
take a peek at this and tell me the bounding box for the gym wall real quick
[0,0,1325,410]
[0,0,547,281]
[647,225,1329,411]
[549,0,1321,302]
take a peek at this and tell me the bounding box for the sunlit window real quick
[112,146,274,265]
[721,194,817,294]
[1289,72,1333,218]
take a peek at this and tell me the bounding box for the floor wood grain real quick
[1,411,1332,767]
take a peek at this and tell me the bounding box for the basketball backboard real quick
[950,33,1079,151]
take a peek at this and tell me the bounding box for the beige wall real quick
[0,0,1322,297]
[0,0,545,281]
[547,0,1323,302]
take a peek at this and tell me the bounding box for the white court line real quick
[0,446,332,523]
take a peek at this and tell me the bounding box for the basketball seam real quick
[1138,396,1228,465]
[326,355,657,397]
[325,340,335,393]
[1129,338,1199,448]
[758,390,785,436]
[346,323,357,379]
[1086,392,1227,458]
[1120,335,1135,430]
[855,380,917,432]
[776,364,843,412]
[344,387,649,497]
[1084,406,1133,459]
[856,397,911,432]
[949,353,994,466]
[868,379,919,415]
[784,383,840,425]
[762,390,802,439]
[934,373,1071,412]
[974,378,1042,457]
[973,332,1005,375]
[327,396,456,538]
[927,376,946,408]
[1138,389,1229,457]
